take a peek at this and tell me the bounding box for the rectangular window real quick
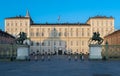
[59,28,61,32]
[25,28,27,31]
[54,41,56,46]
[15,23,17,26]
[76,41,78,46]
[42,28,44,32]
[25,22,27,26]
[64,32,67,37]
[76,29,78,37]
[36,32,39,36]
[97,28,99,32]
[37,28,39,31]
[82,41,84,46]
[36,42,39,46]
[92,21,94,26]
[48,28,50,32]
[87,28,90,36]
[42,42,44,46]
[59,32,61,36]
[82,28,84,31]
[11,23,13,26]
[30,32,34,36]
[20,28,22,31]
[87,32,90,36]
[59,41,61,46]
[65,28,67,32]
[82,32,84,36]
[48,41,50,46]
[92,22,94,25]
[71,31,73,37]
[20,23,22,26]
[15,28,17,31]
[42,33,44,36]
[79,41,81,46]
[11,28,13,31]
[7,29,9,31]
[76,32,78,37]
[92,29,94,32]
[71,41,73,46]
[82,28,84,36]
[111,21,113,26]
[7,23,9,26]
[76,49,78,53]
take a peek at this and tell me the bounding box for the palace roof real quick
[31,23,90,26]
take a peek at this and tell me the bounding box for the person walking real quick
[81,53,84,61]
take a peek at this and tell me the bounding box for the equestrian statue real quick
[16,32,27,45]
[88,32,103,45]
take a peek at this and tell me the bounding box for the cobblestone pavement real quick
[0,55,120,76]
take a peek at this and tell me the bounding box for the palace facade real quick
[5,11,114,54]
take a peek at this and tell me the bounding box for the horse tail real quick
[98,37,103,44]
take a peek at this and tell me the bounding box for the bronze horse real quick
[88,32,103,45]
[16,32,27,45]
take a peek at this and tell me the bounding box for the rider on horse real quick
[16,32,27,45]
[89,32,103,45]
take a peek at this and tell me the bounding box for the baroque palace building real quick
[5,10,114,54]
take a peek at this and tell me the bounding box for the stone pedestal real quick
[16,45,30,60]
[89,44,102,59]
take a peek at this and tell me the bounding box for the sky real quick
[0,0,120,31]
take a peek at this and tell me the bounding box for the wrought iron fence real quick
[0,44,120,60]
[102,44,120,59]
[0,44,17,59]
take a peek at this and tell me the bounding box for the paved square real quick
[0,55,120,76]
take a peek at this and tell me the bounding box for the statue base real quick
[16,45,30,60]
[89,44,102,59]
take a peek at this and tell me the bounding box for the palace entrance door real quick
[58,50,62,55]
